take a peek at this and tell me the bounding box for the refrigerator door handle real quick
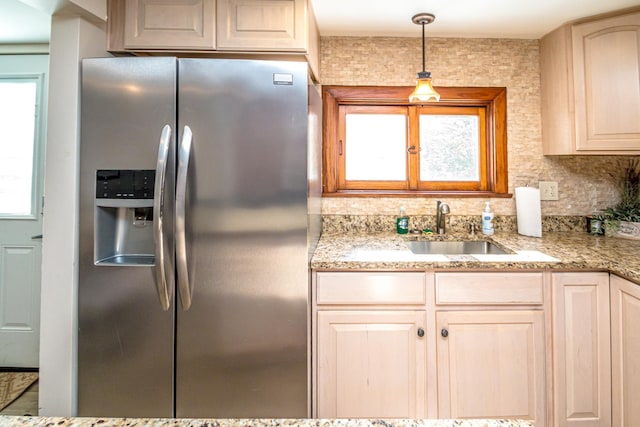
[176,125,193,310]
[153,124,172,311]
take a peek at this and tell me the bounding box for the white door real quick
[0,55,48,368]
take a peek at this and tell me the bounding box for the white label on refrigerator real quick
[273,73,293,85]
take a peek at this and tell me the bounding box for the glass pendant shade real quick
[409,72,440,102]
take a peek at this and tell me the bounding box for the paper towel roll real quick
[515,187,542,237]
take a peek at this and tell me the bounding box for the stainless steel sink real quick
[405,240,508,255]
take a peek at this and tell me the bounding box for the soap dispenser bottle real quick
[482,202,494,235]
[396,207,409,234]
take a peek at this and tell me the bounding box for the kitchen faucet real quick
[436,201,450,234]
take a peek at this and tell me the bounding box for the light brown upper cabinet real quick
[110,0,217,50]
[107,0,320,79]
[541,8,640,154]
[217,0,309,51]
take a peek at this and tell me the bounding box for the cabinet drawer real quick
[435,272,544,305]
[316,272,426,305]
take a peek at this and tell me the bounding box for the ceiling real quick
[0,0,50,44]
[312,0,640,38]
[1,0,639,44]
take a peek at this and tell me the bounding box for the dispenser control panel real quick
[96,169,155,199]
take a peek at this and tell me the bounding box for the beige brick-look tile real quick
[319,36,632,216]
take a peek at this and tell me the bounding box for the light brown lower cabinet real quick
[552,272,611,427]
[435,310,545,424]
[314,270,640,426]
[314,271,547,422]
[610,275,640,427]
[316,310,427,418]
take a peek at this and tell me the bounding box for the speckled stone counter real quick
[311,231,640,284]
[0,417,533,427]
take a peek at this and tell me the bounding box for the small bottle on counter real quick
[396,206,409,234]
[482,201,494,235]
[589,210,605,235]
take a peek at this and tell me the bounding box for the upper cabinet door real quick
[541,9,640,154]
[572,12,640,151]
[217,0,306,51]
[123,0,216,49]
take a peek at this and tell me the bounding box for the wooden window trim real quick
[322,86,510,198]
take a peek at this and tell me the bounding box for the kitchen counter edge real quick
[310,231,640,284]
[0,417,533,427]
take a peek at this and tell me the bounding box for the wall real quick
[319,36,632,218]
[39,11,108,416]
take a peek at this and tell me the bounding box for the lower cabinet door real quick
[552,272,611,427]
[436,310,545,426]
[316,310,426,418]
[611,275,640,427]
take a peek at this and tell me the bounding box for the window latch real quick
[407,145,421,154]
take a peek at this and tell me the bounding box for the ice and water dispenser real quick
[94,169,156,266]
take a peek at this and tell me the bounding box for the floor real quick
[0,380,39,416]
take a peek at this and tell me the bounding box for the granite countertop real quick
[311,231,640,284]
[0,417,533,427]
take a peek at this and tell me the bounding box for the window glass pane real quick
[345,113,406,181]
[419,115,479,181]
[0,80,37,215]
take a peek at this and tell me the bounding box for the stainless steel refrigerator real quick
[78,57,321,418]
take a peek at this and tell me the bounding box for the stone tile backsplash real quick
[322,214,587,234]
[319,36,635,217]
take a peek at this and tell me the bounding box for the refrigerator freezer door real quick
[78,57,177,417]
[175,59,309,418]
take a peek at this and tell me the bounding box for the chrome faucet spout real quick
[436,201,450,234]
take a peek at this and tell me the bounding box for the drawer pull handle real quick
[441,328,449,338]
[417,328,425,338]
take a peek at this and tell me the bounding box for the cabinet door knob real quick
[417,327,425,337]
[441,328,449,338]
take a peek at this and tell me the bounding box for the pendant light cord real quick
[421,22,426,73]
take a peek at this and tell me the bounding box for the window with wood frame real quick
[322,86,509,197]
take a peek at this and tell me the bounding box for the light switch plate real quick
[539,181,559,200]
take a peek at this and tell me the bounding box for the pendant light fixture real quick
[409,13,440,103]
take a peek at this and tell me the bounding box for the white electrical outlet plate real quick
[539,181,559,201]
